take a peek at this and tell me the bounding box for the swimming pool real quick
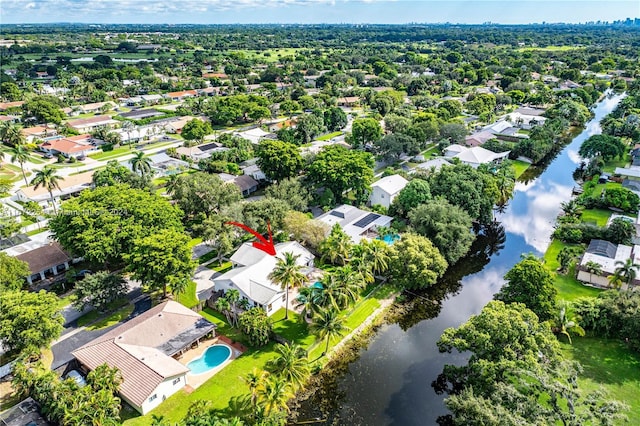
[378,234,401,245]
[187,344,232,375]
[311,281,323,289]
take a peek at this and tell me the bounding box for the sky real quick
[1,0,638,25]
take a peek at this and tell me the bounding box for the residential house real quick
[72,301,216,415]
[234,127,273,145]
[165,116,197,134]
[0,115,20,124]
[413,157,452,173]
[0,398,49,426]
[337,96,360,108]
[14,170,94,211]
[165,90,198,102]
[369,174,408,208]
[577,239,635,287]
[614,166,640,195]
[148,152,190,177]
[213,242,315,316]
[444,144,510,169]
[119,108,163,120]
[22,125,54,142]
[39,134,96,158]
[66,115,118,133]
[66,101,115,117]
[316,204,393,243]
[16,242,72,285]
[240,161,267,182]
[505,111,546,129]
[0,101,25,111]
[230,175,259,196]
[465,130,496,147]
[176,142,227,161]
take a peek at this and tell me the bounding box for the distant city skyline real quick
[1,1,638,25]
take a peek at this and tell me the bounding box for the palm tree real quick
[613,258,640,287]
[607,273,625,290]
[266,343,310,390]
[268,252,306,320]
[129,151,151,177]
[583,261,602,283]
[320,225,352,266]
[256,374,294,417]
[10,143,32,186]
[226,288,241,327]
[242,368,267,411]
[551,302,585,344]
[1,122,26,147]
[311,308,347,356]
[30,166,63,214]
[164,173,180,196]
[295,286,322,322]
[362,238,390,276]
[214,296,232,324]
[322,271,359,309]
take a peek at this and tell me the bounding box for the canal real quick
[297,92,624,425]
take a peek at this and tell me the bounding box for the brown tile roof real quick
[167,90,198,98]
[0,101,24,110]
[21,126,49,136]
[19,170,93,200]
[72,301,215,407]
[16,242,71,274]
[40,135,93,154]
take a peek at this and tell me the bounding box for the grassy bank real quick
[562,337,640,425]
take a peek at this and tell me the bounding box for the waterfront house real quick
[213,242,314,316]
[576,239,635,287]
[72,301,216,415]
[444,144,510,169]
[316,204,393,243]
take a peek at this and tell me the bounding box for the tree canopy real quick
[0,252,29,291]
[306,145,374,204]
[387,233,448,289]
[578,134,626,161]
[50,185,184,266]
[257,140,304,182]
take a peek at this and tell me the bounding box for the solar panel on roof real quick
[587,239,617,258]
[353,213,381,228]
[198,142,219,152]
[330,211,345,219]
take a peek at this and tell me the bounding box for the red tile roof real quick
[40,134,93,154]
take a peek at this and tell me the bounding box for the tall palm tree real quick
[362,238,390,276]
[1,123,26,147]
[322,272,359,309]
[607,273,625,290]
[129,151,151,177]
[226,288,241,327]
[311,308,347,356]
[164,173,181,196]
[242,368,267,411]
[268,252,306,320]
[266,343,309,390]
[613,258,640,287]
[551,302,585,344]
[10,143,32,186]
[214,296,232,324]
[30,166,63,214]
[256,374,294,417]
[320,225,352,266]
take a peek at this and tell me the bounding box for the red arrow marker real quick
[225,221,277,256]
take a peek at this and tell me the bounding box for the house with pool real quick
[71,301,217,415]
[212,241,315,316]
[316,204,394,243]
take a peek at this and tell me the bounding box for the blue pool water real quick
[187,344,232,375]
[379,234,401,245]
[312,281,323,289]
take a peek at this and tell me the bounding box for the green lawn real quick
[271,309,315,347]
[580,208,613,226]
[562,337,640,425]
[88,146,134,160]
[187,237,203,249]
[543,239,602,301]
[84,304,134,331]
[602,155,630,174]
[76,298,130,327]
[55,292,75,310]
[176,281,200,309]
[316,131,342,141]
[591,181,620,198]
[511,160,531,178]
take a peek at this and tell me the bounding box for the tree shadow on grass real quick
[565,337,640,386]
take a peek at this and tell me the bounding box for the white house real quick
[234,127,272,145]
[213,242,314,316]
[370,174,408,208]
[413,158,452,173]
[14,170,94,211]
[72,301,216,415]
[577,239,633,287]
[316,204,393,243]
[444,144,510,169]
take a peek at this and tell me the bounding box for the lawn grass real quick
[25,228,48,236]
[76,298,130,327]
[176,281,199,309]
[84,303,134,331]
[562,337,640,425]
[543,239,602,301]
[580,208,613,226]
[511,160,531,178]
[88,146,134,160]
[187,237,203,249]
[316,131,342,141]
[55,292,75,310]
[122,285,391,425]
[601,154,630,174]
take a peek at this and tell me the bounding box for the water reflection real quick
[294,92,625,426]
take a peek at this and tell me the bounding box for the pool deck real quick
[178,335,245,389]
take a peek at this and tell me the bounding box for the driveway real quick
[194,265,217,301]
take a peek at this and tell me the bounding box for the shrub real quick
[238,307,272,347]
